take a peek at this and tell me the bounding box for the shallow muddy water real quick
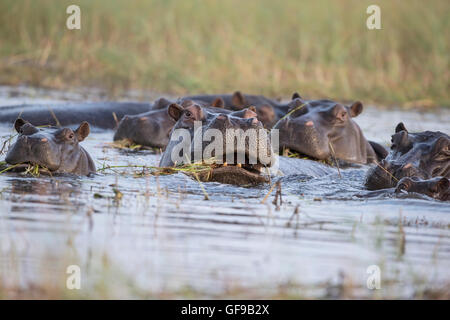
[0,87,449,298]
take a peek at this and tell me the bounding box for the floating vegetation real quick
[281,148,332,166]
[97,160,219,178]
[0,163,51,177]
[105,139,161,152]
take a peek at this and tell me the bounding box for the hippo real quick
[113,107,176,149]
[395,176,449,201]
[358,176,449,201]
[185,91,284,127]
[4,118,95,176]
[159,101,275,185]
[113,99,232,149]
[365,123,450,190]
[0,102,152,129]
[272,97,387,165]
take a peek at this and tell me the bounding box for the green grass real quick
[0,0,448,107]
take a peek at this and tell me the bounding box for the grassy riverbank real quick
[0,0,448,107]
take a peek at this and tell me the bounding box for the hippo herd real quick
[0,91,448,201]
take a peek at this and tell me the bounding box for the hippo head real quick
[159,101,274,185]
[395,177,449,201]
[5,119,95,175]
[113,108,176,149]
[365,123,450,190]
[231,91,277,127]
[273,97,375,164]
[113,97,226,149]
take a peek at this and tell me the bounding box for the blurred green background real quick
[0,0,448,106]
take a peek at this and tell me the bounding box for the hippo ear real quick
[211,97,224,108]
[437,178,449,192]
[248,106,257,113]
[14,118,28,133]
[292,92,302,100]
[349,101,363,117]
[168,103,184,121]
[75,121,90,142]
[287,98,304,112]
[154,97,172,110]
[395,122,408,133]
[232,91,245,107]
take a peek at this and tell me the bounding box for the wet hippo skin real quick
[114,100,232,149]
[395,176,449,201]
[273,97,387,164]
[0,102,153,129]
[365,123,450,190]
[185,91,282,128]
[358,176,449,201]
[159,100,274,185]
[5,118,96,176]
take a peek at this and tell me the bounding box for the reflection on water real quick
[0,89,449,298]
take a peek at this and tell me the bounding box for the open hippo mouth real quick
[159,102,275,186]
[194,152,270,186]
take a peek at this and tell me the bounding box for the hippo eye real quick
[68,133,74,139]
[185,111,192,118]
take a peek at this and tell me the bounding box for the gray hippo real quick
[185,91,282,127]
[159,101,275,185]
[0,102,152,129]
[113,98,229,148]
[273,97,387,164]
[5,119,95,176]
[359,176,449,201]
[365,123,449,190]
[395,176,449,201]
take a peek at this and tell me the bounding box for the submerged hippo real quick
[185,91,281,127]
[159,101,275,185]
[273,97,387,164]
[0,102,152,129]
[395,176,449,201]
[5,119,95,176]
[114,99,232,149]
[365,123,449,190]
[359,176,449,201]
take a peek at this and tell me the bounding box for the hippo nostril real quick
[217,114,227,121]
[403,163,412,169]
[305,121,314,127]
